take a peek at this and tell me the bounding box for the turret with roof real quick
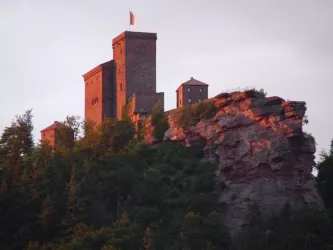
[40,121,74,149]
[176,77,209,108]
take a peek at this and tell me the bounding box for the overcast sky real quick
[1,0,332,160]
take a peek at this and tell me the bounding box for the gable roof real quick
[182,77,208,86]
[176,77,208,91]
[40,121,65,132]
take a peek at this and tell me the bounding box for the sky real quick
[0,0,332,161]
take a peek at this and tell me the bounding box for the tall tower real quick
[83,31,164,127]
[112,31,160,119]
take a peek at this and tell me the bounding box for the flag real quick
[130,11,135,25]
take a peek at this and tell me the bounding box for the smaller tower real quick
[83,60,116,127]
[40,121,74,149]
[176,77,209,108]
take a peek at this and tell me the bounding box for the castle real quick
[40,30,209,148]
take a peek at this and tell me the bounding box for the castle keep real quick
[83,31,164,126]
[40,30,209,147]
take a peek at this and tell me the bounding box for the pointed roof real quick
[40,121,65,132]
[182,77,208,86]
[176,77,208,92]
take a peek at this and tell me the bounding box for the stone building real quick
[40,121,74,149]
[176,77,209,108]
[83,31,164,127]
[83,61,116,126]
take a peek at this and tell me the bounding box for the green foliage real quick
[121,101,132,121]
[244,88,267,98]
[62,115,83,141]
[0,109,34,167]
[317,139,333,212]
[178,101,218,128]
[240,207,333,250]
[76,119,135,156]
[150,100,169,141]
[181,211,232,250]
[0,110,333,250]
[0,111,230,250]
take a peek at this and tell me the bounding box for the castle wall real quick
[41,130,55,147]
[102,61,116,120]
[113,32,158,119]
[84,69,103,126]
[125,34,157,96]
[177,84,208,108]
[131,92,164,114]
[113,38,127,119]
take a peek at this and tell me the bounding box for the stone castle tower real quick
[83,31,164,126]
[40,30,210,146]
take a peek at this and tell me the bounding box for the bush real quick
[244,88,267,98]
[151,113,169,141]
[178,101,218,128]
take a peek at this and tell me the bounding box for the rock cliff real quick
[145,89,322,237]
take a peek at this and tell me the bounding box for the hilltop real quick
[0,89,333,249]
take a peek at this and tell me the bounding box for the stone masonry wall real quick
[84,70,103,126]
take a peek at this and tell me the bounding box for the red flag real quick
[130,11,135,25]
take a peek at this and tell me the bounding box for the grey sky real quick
[1,0,332,160]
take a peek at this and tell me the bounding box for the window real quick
[198,98,202,102]
[180,99,182,105]
[91,97,99,106]
[199,88,203,92]
[188,88,191,92]
[43,133,45,137]
[136,47,145,52]
[120,83,122,91]
[188,98,192,103]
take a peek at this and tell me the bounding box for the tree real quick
[62,115,83,141]
[0,109,34,167]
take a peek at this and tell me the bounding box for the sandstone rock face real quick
[162,91,322,237]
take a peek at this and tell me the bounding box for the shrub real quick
[178,101,217,128]
[244,88,267,98]
[146,100,169,142]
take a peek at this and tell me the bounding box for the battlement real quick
[112,31,157,45]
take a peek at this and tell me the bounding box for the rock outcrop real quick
[146,90,322,237]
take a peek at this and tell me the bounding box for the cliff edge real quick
[145,89,322,237]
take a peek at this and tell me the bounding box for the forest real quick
[1,109,333,250]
